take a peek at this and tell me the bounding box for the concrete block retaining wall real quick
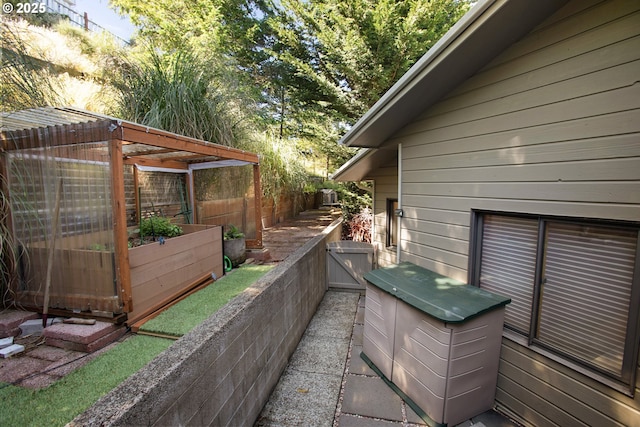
[71,218,343,426]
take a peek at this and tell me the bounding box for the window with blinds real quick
[472,212,640,389]
[479,215,538,335]
[386,199,398,248]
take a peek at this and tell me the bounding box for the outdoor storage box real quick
[361,262,510,427]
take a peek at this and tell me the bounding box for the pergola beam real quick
[119,122,259,165]
[123,156,189,170]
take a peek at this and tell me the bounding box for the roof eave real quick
[338,0,568,149]
[331,147,398,182]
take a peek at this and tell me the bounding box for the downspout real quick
[396,143,402,264]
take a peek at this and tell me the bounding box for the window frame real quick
[469,210,640,395]
[386,198,398,249]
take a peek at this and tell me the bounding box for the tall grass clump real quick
[0,176,17,307]
[0,20,65,110]
[241,132,309,202]
[112,47,312,207]
[113,49,248,147]
[1,17,124,112]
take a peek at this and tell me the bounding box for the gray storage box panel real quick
[393,303,505,426]
[361,262,510,426]
[362,283,396,379]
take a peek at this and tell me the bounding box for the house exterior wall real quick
[369,0,640,425]
[369,162,398,267]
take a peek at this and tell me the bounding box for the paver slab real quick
[341,374,404,422]
[256,370,342,427]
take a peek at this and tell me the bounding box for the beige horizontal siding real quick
[403,195,640,227]
[379,0,640,425]
[403,132,640,172]
[487,0,639,70]
[402,182,640,204]
[421,56,639,130]
[370,165,397,267]
[402,109,640,162]
[394,0,640,275]
[498,340,640,427]
[401,82,639,143]
[403,156,640,184]
[440,1,639,104]
[400,217,469,240]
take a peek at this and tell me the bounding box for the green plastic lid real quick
[363,262,510,323]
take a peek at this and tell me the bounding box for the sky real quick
[72,0,137,41]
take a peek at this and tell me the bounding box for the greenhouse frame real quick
[1,107,262,324]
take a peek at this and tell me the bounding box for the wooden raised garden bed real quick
[127,224,223,324]
[16,225,223,324]
[16,230,121,316]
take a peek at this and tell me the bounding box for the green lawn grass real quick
[0,335,173,426]
[0,264,273,426]
[139,264,273,337]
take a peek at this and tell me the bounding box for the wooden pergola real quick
[1,107,263,317]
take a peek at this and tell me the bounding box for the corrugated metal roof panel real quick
[0,106,112,132]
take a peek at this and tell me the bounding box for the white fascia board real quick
[135,164,189,174]
[188,160,253,170]
[330,148,377,181]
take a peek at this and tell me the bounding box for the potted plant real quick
[223,225,246,268]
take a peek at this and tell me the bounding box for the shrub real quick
[347,208,372,243]
[140,217,183,238]
[224,224,244,240]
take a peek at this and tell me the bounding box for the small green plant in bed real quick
[140,216,183,238]
[224,224,244,240]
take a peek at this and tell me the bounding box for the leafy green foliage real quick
[265,0,471,126]
[108,0,470,150]
[140,217,183,238]
[4,1,471,235]
[112,0,224,54]
[322,181,372,220]
[224,224,245,240]
[240,132,310,201]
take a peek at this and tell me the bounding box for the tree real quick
[110,0,276,132]
[110,0,470,139]
[109,0,470,178]
[251,0,470,174]
[267,0,471,123]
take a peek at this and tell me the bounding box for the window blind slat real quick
[479,215,538,334]
[538,223,637,377]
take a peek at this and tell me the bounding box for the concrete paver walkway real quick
[256,291,360,426]
[258,291,521,427]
